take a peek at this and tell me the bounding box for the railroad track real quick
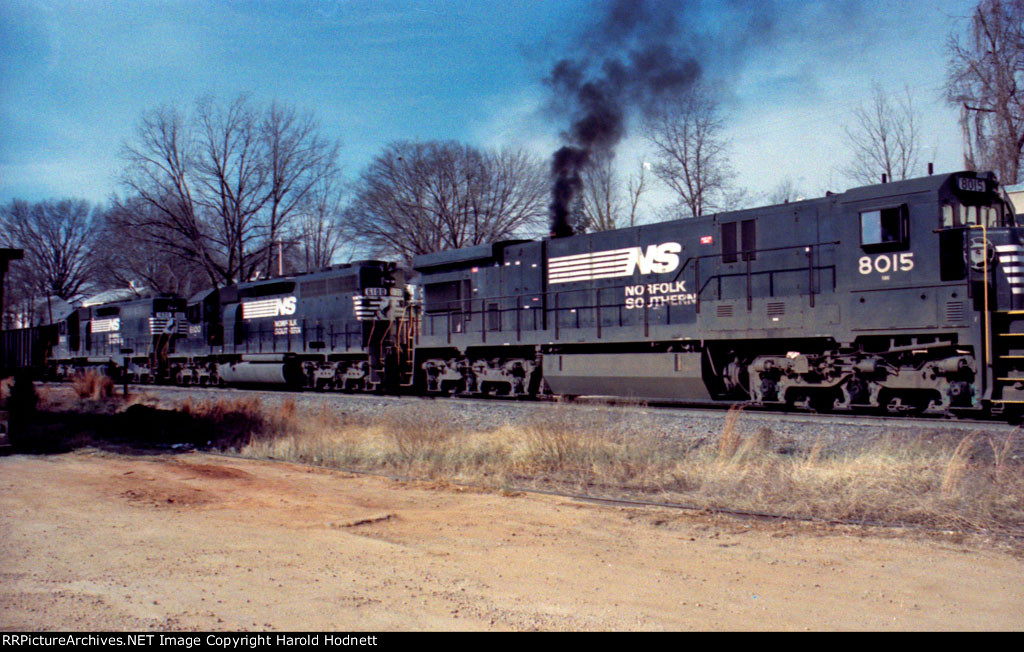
[56,381,1023,435]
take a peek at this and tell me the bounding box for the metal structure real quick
[412,170,1020,417]
[9,171,1024,419]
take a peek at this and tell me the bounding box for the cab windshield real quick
[942,200,1016,228]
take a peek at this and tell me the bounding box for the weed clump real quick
[71,371,115,400]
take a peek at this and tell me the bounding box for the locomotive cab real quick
[824,171,1019,414]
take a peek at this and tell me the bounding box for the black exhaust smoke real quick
[544,1,702,237]
[550,146,589,238]
[543,0,794,237]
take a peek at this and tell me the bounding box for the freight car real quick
[0,324,58,376]
[412,170,1020,417]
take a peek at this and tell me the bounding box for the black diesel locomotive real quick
[171,261,414,393]
[50,295,188,382]
[28,170,1024,418]
[413,170,1019,417]
[44,261,415,393]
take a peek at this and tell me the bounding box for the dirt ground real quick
[0,450,1021,631]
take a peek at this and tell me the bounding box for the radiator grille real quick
[767,302,785,316]
[945,301,965,322]
[716,305,733,318]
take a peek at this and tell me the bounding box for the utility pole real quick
[0,248,23,331]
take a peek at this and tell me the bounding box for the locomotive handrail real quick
[671,240,841,313]
[969,223,992,368]
[421,241,839,342]
[232,318,364,356]
[693,262,837,309]
[670,240,841,281]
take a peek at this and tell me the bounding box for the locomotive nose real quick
[991,230,1024,311]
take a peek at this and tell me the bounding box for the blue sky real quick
[0,0,977,215]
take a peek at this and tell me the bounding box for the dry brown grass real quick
[234,399,1024,536]
[71,371,115,400]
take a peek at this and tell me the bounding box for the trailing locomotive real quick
[49,294,188,382]
[171,260,415,392]
[41,260,415,391]
[15,170,1024,419]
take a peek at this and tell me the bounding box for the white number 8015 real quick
[858,253,914,274]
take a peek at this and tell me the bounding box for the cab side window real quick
[860,205,909,252]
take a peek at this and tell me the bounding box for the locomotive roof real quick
[413,240,531,272]
[187,260,411,303]
[82,294,182,310]
[839,172,969,203]
[81,287,147,306]
[411,172,997,275]
[187,287,218,304]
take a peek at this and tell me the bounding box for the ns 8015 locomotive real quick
[413,170,1022,417]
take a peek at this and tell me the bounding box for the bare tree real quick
[97,199,209,297]
[469,147,549,244]
[841,82,922,185]
[579,152,650,231]
[767,178,805,205]
[625,159,650,228]
[345,141,547,263]
[946,0,1024,184]
[0,199,99,324]
[642,83,733,218]
[297,175,347,271]
[119,103,225,287]
[580,149,621,232]
[192,95,269,283]
[260,101,341,276]
[118,95,343,286]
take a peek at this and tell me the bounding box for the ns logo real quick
[276,297,298,315]
[627,242,681,275]
[241,296,298,320]
[549,241,682,284]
